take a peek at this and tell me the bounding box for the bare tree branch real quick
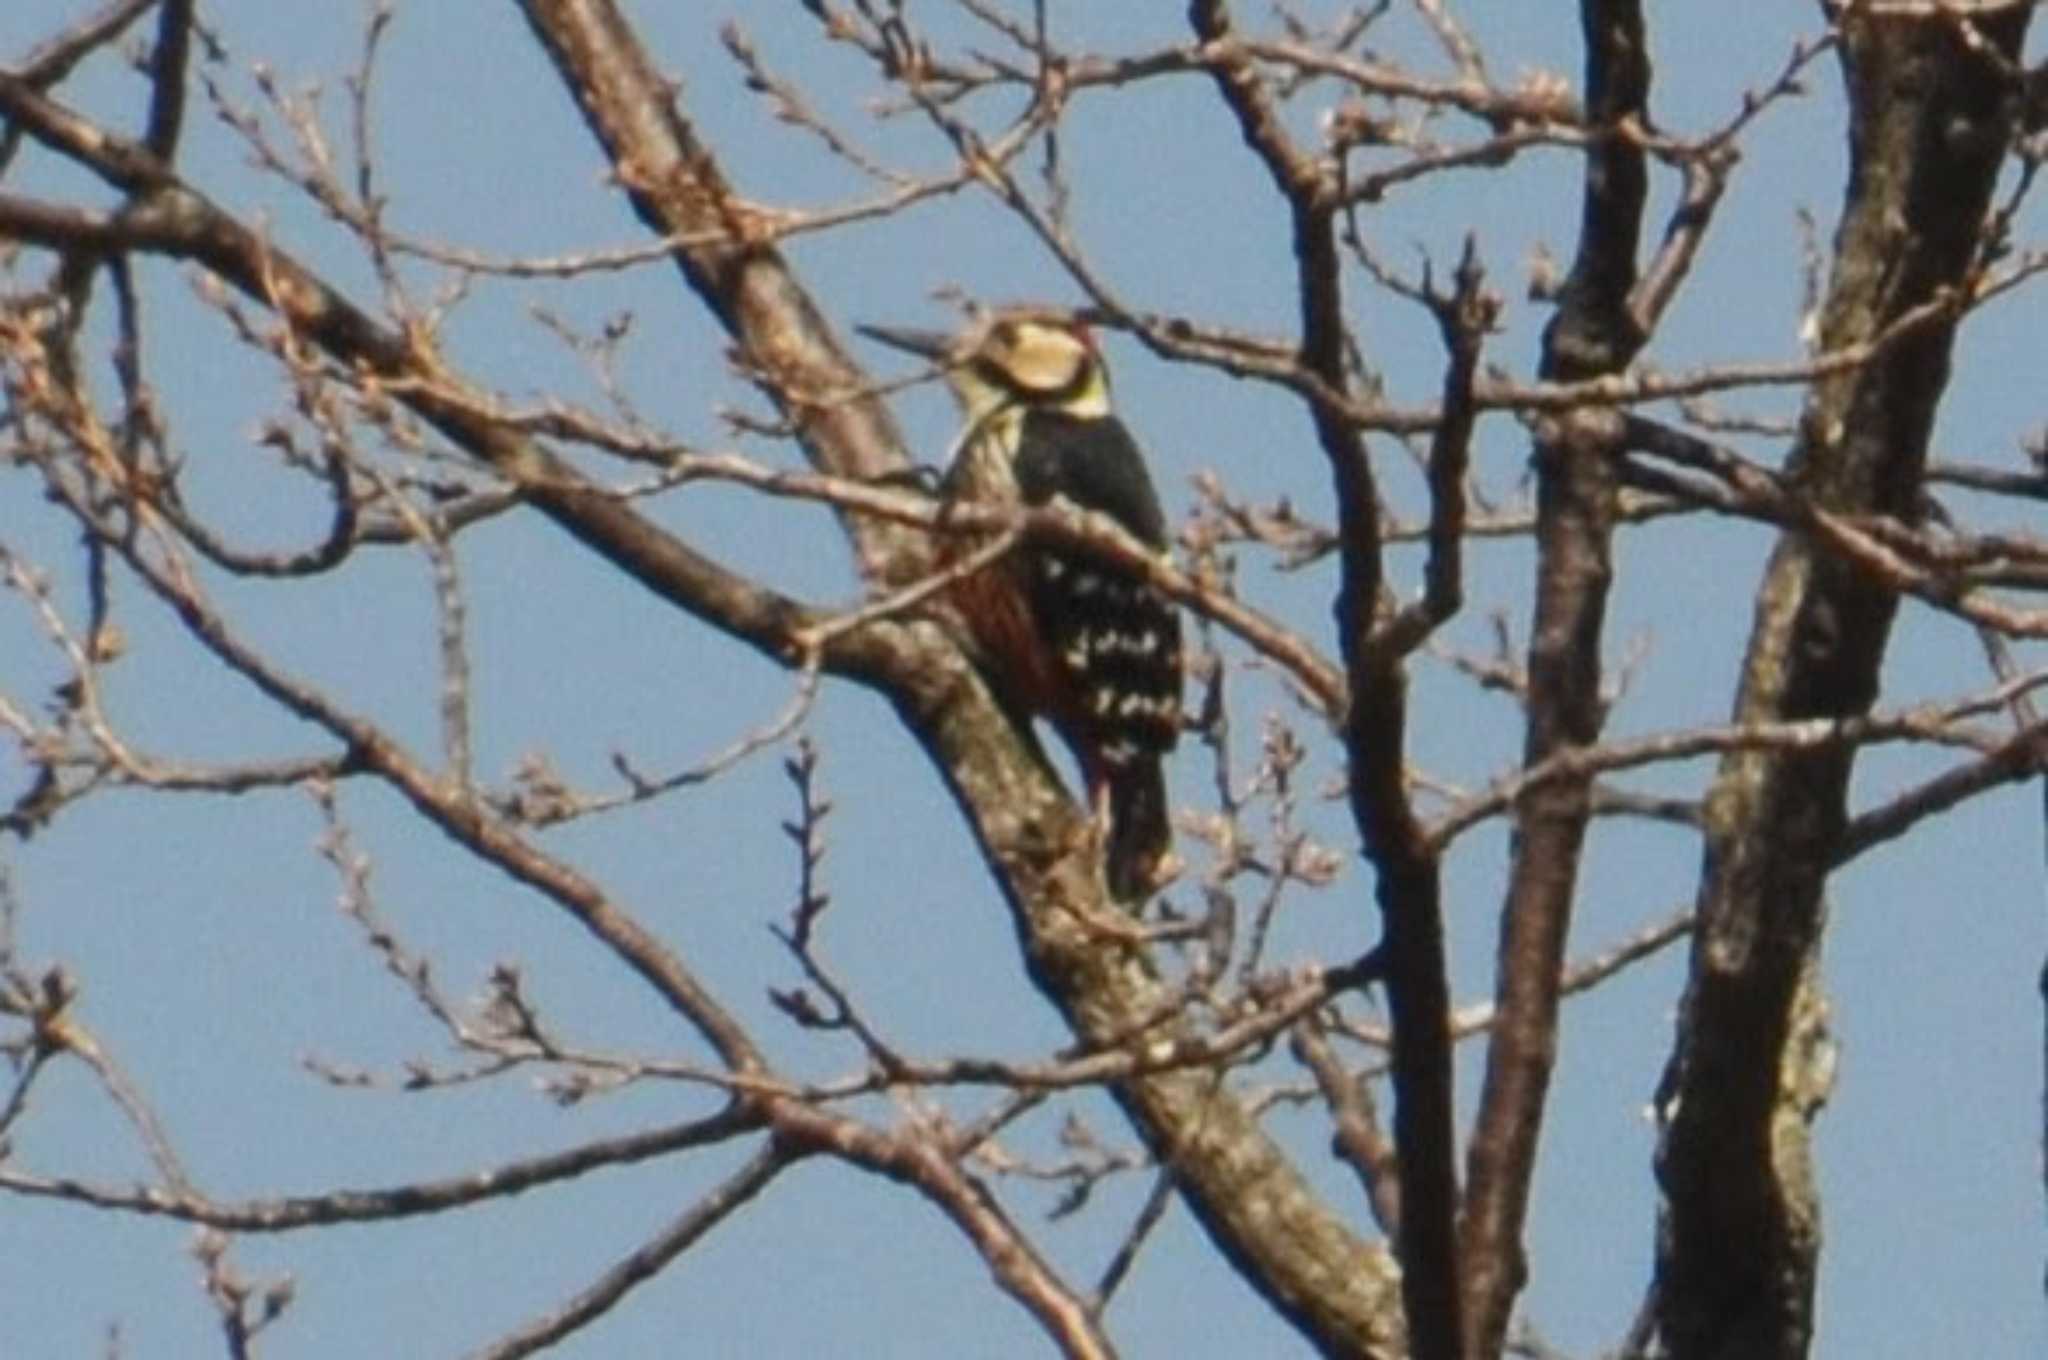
[468,1142,798,1360]
[0,1106,763,1229]
[1188,0,1447,1351]
[1460,1,1649,1349]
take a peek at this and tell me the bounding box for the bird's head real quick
[859,310,1111,421]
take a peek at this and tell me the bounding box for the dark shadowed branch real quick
[1652,9,2033,1356]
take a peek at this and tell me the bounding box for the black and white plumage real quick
[861,313,1183,901]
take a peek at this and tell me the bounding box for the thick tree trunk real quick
[1652,10,2031,1358]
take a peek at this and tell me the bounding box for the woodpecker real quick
[860,312,1183,902]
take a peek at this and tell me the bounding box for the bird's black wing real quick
[1011,408,1181,763]
[1013,410,1170,547]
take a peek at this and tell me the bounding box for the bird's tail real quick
[1104,758,1172,904]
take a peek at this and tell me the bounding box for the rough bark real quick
[882,638,1408,1357]
[1652,10,2031,1358]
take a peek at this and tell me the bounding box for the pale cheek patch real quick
[1006,329,1087,391]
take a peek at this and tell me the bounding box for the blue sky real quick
[2,3,2045,1356]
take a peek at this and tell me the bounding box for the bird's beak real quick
[856,323,954,362]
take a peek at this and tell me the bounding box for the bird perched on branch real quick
[860,311,1183,902]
